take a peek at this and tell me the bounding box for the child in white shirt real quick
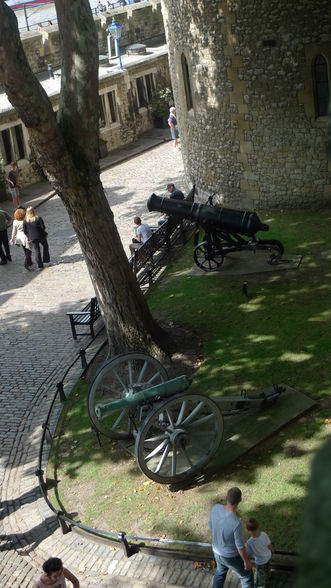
[246,518,273,588]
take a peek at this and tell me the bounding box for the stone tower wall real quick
[162,0,331,209]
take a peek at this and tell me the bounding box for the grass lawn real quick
[49,209,331,552]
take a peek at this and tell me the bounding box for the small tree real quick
[151,87,173,121]
[0,0,164,356]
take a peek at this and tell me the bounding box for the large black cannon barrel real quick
[147,194,269,237]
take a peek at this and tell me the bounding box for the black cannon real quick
[147,193,284,271]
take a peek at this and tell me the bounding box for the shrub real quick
[151,87,173,119]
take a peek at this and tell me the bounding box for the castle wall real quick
[21,1,164,74]
[162,0,331,208]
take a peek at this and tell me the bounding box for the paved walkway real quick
[0,135,226,587]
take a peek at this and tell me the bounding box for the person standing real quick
[209,487,254,588]
[10,208,33,270]
[23,206,50,270]
[129,216,152,254]
[32,556,79,588]
[0,208,12,265]
[245,518,273,588]
[6,161,20,209]
[157,183,185,225]
[168,106,179,149]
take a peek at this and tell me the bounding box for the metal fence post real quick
[57,382,66,402]
[118,531,139,558]
[42,423,53,445]
[79,349,88,370]
[57,511,72,535]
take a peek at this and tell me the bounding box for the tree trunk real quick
[0,0,165,356]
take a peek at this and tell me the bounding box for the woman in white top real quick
[10,208,33,270]
[32,557,79,588]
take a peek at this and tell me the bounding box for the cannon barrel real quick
[147,193,269,236]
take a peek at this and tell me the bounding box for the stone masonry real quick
[162,0,331,209]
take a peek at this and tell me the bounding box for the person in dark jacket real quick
[167,183,185,200]
[23,206,50,270]
[6,161,20,209]
[0,208,12,265]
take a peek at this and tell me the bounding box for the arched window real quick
[313,54,329,117]
[181,53,193,111]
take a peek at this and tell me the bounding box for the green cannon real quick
[87,352,285,485]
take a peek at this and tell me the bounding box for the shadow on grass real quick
[48,209,331,549]
[50,378,140,480]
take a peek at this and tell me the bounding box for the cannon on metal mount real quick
[147,193,284,272]
[87,352,287,485]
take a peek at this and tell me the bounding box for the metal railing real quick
[35,318,300,567]
[35,321,218,560]
[17,0,147,33]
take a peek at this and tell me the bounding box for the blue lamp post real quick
[107,18,123,70]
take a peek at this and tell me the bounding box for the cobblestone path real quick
[0,143,220,587]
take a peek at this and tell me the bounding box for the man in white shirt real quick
[209,487,253,588]
[129,216,152,254]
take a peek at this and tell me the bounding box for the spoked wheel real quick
[193,241,224,272]
[257,239,284,264]
[135,393,224,484]
[87,352,168,440]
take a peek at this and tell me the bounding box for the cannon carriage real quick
[147,194,284,272]
[87,352,286,485]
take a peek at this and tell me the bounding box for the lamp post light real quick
[107,18,123,70]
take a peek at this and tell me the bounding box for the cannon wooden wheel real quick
[135,393,224,484]
[193,241,224,272]
[87,352,168,440]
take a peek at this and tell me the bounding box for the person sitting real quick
[157,183,185,225]
[129,216,152,254]
[167,183,184,200]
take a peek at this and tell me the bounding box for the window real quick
[99,90,118,127]
[136,77,147,107]
[181,53,193,111]
[135,73,155,108]
[0,124,27,164]
[107,91,117,123]
[15,125,25,160]
[313,54,330,117]
[99,96,106,127]
[145,73,155,102]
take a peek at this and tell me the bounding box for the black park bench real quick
[129,185,195,287]
[66,297,101,340]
